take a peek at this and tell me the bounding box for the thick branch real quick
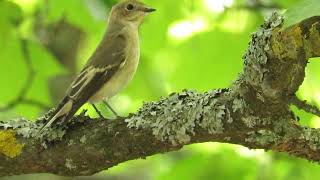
[1,13,320,177]
[0,88,317,177]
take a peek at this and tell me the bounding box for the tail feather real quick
[38,100,73,135]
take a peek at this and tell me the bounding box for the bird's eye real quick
[126,4,134,11]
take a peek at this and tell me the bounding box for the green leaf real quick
[0,1,23,27]
[284,0,320,28]
[0,31,28,106]
[47,0,101,33]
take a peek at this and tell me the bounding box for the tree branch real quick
[290,95,320,117]
[1,13,320,177]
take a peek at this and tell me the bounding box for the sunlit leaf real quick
[284,0,320,28]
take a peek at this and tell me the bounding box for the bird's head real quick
[109,0,156,27]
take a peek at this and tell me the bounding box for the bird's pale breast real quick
[89,29,140,103]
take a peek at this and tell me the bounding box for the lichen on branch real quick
[126,89,229,145]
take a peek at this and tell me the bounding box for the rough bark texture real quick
[1,13,320,177]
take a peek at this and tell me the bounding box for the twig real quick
[290,95,320,117]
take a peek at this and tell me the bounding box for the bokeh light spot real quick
[204,0,234,13]
[168,18,208,40]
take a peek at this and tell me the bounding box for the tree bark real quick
[1,13,320,177]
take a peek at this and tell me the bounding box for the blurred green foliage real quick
[284,0,320,27]
[1,0,320,179]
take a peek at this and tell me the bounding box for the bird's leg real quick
[79,108,88,116]
[103,100,119,117]
[91,104,105,119]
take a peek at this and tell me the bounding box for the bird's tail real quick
[38,99,73,135]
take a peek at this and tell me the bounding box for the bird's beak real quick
[140,6,156,13]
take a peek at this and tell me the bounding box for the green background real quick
[1,0,320,179]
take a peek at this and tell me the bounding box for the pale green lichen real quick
[245,130,279,146]
[0,130,24,158]
[0,117,66,143]
[41,142,47,149]
[300,127,320,151]
[127,90,202,145]
[0,109,58,139]
[242,116,259,128]
[271,119,320,151]
[200,98,225,134]
[126,89,228,145]
[197,89,228,134]
[226,108,233,124]
[242,116,272,128]
[68,139,75,146]
[0,118,38,138]
[243,12,284,98]
[65,158,77,170]
[232,98,245,113]
[80,135,87,144]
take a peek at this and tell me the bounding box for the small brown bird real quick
[39,0,155,133]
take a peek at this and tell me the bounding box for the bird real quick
[38,0,156,134]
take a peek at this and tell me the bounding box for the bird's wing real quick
[67,32,127,102]
[38,28,128,135]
